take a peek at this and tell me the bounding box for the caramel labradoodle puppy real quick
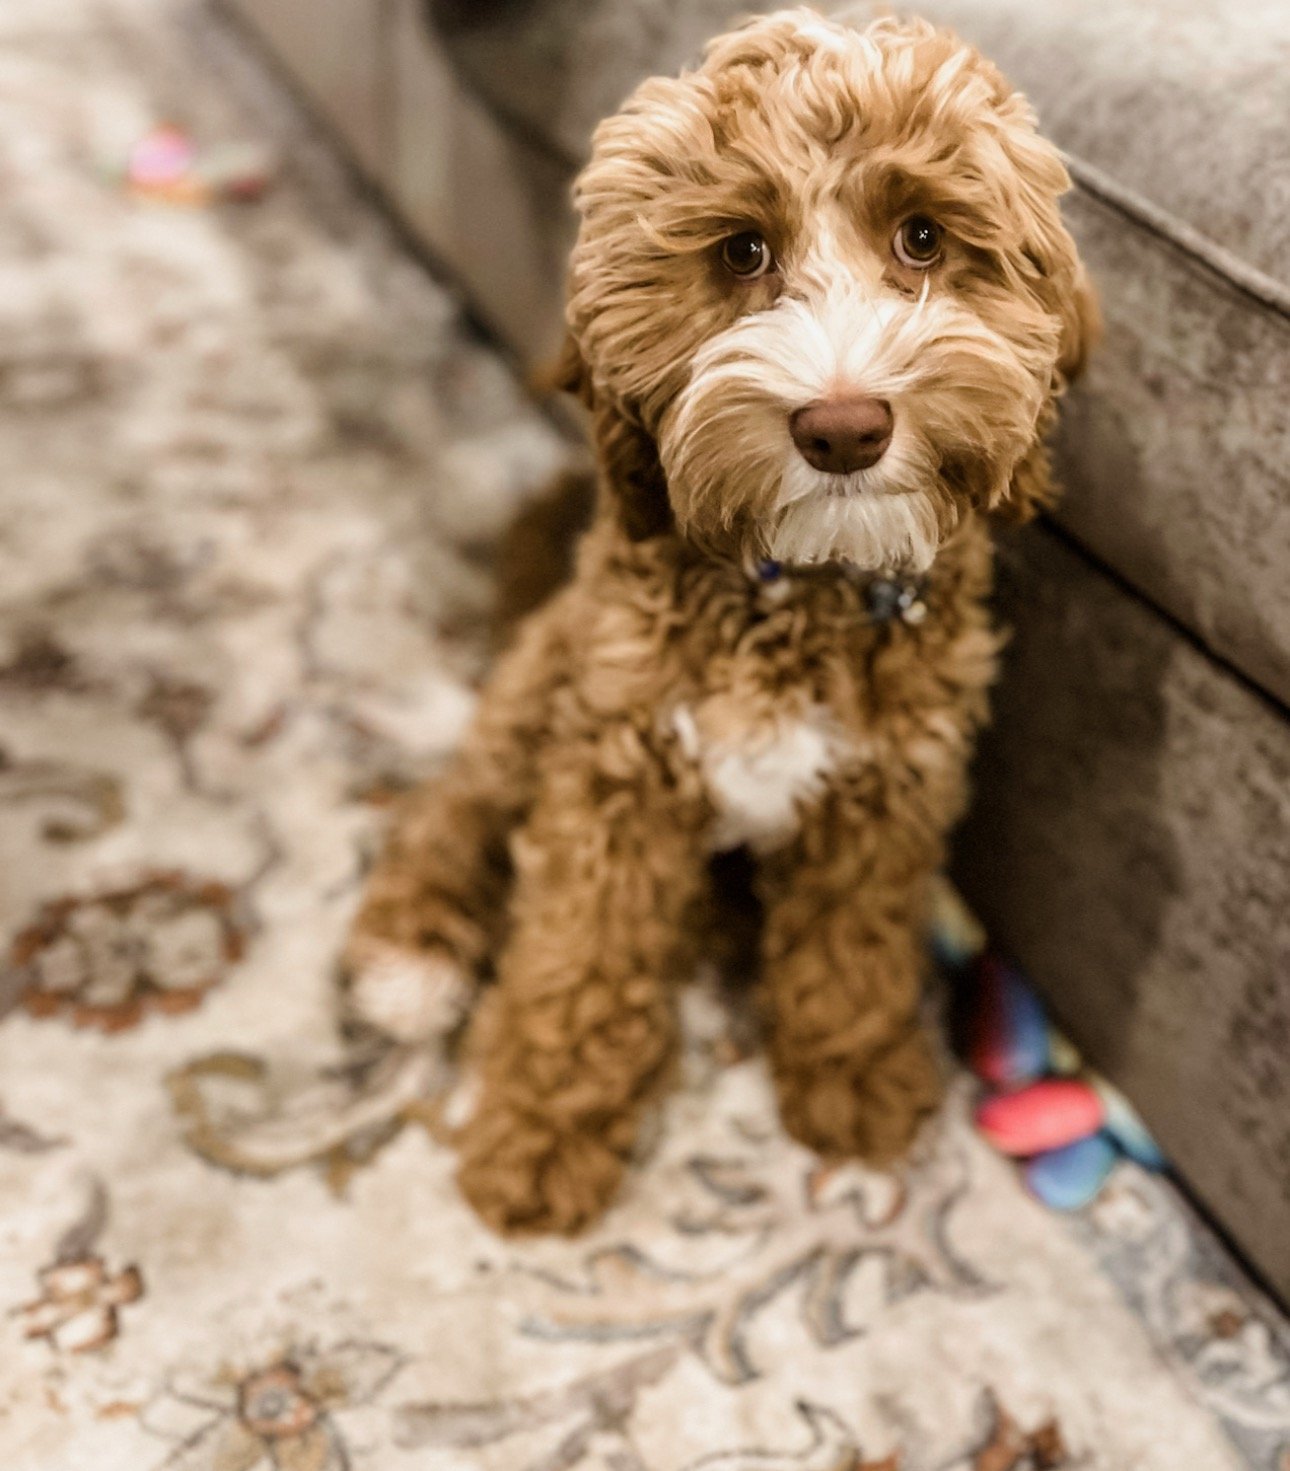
[345,8,1096,1234]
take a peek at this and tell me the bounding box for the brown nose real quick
[789,395,894,474]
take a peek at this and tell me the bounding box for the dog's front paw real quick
[456,1105,626,1236]
[341,938,473,1044]
[774,1026,942,1164]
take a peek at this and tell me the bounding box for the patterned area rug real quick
[1,3,1288,1468]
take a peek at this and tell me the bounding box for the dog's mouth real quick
[811,473,916,497]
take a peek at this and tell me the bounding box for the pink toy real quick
[974,1078,1104,1157]
[127,125,194,190]
[123,126,275,205]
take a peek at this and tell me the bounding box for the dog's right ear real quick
[536,332,673,542]
[548,333,595,409]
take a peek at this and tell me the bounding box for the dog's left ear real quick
[983,92,1099,386]
[991,111,1100,521]
[1053,263,1100,386]
[997,428,1056,525]
[995,259,1099,524]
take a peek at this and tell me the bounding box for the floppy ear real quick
[997,260,1097,525]
[988,106,1099,521]
[996,424,1057,525]
[590,398,675,541]
[546,332,595,408]
[1020,204,1099,392]
[998,254,1098,524]
[543,332,674,542]
[1055,265,1100,384]
[989,94,1100,387]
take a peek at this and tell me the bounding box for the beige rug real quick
[1,2,1287,1467]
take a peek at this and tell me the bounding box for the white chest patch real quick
[673,703,854,853]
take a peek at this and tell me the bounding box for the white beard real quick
[766,439,943,572]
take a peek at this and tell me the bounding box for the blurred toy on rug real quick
[931,879,1167,1211]
[118,122,275,204]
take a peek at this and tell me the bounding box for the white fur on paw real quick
[348,946,471,1043]
[439,1072,481,1133]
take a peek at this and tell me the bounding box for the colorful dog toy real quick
[932,885,1167,1210]
[123,125,275,204]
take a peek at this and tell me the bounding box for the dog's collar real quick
[752,558,929,626]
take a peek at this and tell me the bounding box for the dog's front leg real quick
[455,732,706,1235]
[342,615,562,1042]
[758,785,944,1164]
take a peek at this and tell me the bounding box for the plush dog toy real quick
[344,8,1096,1234]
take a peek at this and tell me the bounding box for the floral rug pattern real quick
[1,2,1288,1468]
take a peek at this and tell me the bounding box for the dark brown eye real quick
[893,215,944,269]
[720,230,774,278]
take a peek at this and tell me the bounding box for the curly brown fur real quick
[346,9,1095,1233]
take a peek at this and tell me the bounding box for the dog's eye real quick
[893,216,944,269]
[720,231,774,279]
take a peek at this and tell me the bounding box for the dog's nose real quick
[789,395,893,474]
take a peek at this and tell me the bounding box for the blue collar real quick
[755,559,928,626]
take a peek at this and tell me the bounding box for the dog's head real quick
[564,8,1096,571]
